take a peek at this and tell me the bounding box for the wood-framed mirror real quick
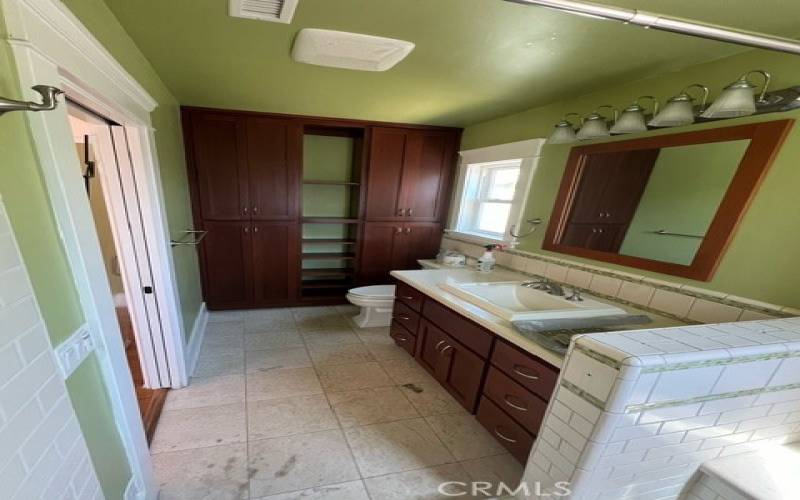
[543,119,794,281]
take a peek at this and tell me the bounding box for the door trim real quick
[1,0,189,498]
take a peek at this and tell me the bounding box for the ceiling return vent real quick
[229,0,299,24]
[292,29,415,72]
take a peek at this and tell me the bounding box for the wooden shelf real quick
[301,280,353,290]
[302,239,357,245]
[301,269,355,277]
[303,180,360,186]
[302,217,360,224]
[302,253,356,260]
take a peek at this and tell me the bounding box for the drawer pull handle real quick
[440,345,453,356]
[503,395,529,412]
[394,315,411,321]
[400,295,415,301]
[435,340,447,351]
[513,365,540,381]
[392,334,408,343]
[494,428,517,444]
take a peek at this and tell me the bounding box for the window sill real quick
[444,230,508,246]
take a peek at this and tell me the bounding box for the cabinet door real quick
[400,223,443,269]
[246,118,299,220]
[415,320,449,376]
[561,224,626,252]
[251,221,299,306]
[365,127,407,220]
[400,131,457,222]
[595,149,659,224]
[190,113,249,220]
[359,222,404,284]
[201,221,252,309]
[436,332,486,412]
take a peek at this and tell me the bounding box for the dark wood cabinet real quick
[365,127,458,222]
[252,222,299,306]
[189,113,249,221]
[201,221,253,309]
[246,118,300,221]
[560,224,627,253]
[359,222,442,284]
[184,107,460,308]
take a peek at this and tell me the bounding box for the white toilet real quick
[346,284,396,328]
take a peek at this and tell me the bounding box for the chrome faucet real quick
[520,278,565,297]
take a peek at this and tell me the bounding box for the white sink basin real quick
[439,281,626,322]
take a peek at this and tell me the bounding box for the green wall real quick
[62,0,202,340]
[462,49,800,309]
[618,140,749,265]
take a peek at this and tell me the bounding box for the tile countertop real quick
[392,264,685,369]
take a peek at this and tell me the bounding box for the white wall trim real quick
[0,0,184,498]
[458,138,545,164]
[185,302,208,378]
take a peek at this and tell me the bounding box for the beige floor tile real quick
[333,304,360,316]
[208,310,245,323]
[199,342,243,357]
[247,394,339,440]
[362,338,409,361]
[425,413,505,460]
[246,347,311,373]
[245,330,304,351]
[343,418,455,477]
[300,328,361,346]
[245,310,297,334]
[328,387,419,428]
[308,342,375,367]
[248,430,360,497]
[380,357,437,385]
[194,352,245,378]
[153,443,249,500]
[352,326,390,342]
[316,362,393,392]
[253,480,369,500]
[151,403,246,454]
[205,321,245,337]
[363,463,473,500]
[246,367,323,402]
[460,453,524,491]
[165,375,245,411]
[398,380,467,416]
[293,307,350,331]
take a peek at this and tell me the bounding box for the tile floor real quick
[151,305,523,499]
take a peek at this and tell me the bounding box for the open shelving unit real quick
[300,126,365,302]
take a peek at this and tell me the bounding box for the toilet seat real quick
[347,284,395,299]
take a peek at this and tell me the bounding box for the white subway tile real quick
[687,299,743,324]
[624,431,685,453]
[648,366,724,404]
[712,359,781,394]
[617,282,655,307]
[650,290,695,318]
[562,351,619,403]
[588,275,622,297]
[768,357,800,386]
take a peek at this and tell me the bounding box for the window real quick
[457,160,522,238]
[448,139,543,244]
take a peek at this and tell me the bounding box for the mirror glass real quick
[560,140,750,265]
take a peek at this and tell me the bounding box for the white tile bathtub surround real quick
[0,199,102,499]
[440,235,793,321]
[519,318,800,500]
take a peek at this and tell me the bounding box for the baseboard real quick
[184,302,208,379]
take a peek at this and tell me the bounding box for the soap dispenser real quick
[477,244,504,273]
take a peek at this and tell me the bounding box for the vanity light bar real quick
[505,0,800,56]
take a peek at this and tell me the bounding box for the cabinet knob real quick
[243,207,248,215]
[252,206,258,214]
[404,227,411,234]
[395,227,403,234]
[243,226,249,233]
[253,227,259,233]
[397,208,405,216]
[406,208,413,216]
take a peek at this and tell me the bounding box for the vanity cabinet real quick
[390,284,561,464]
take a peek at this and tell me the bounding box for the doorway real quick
[67,102,169,442]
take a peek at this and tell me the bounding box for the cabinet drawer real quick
[492,340,559,402]
[476,396,534,464]
[484,366,548,436]
[422,299,493,358]
[392,300,420,333]
[389,320,416,356]
[395,281,424,311]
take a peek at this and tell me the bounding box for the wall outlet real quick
[54,325,95,379]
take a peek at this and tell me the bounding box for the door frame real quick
[1,0,190,497]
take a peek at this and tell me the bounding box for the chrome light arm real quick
[0,85,64,116]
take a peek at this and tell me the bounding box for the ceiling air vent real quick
[229,0,299,24]
[291,29,415,72]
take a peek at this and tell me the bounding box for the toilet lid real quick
[348,284,396,299]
